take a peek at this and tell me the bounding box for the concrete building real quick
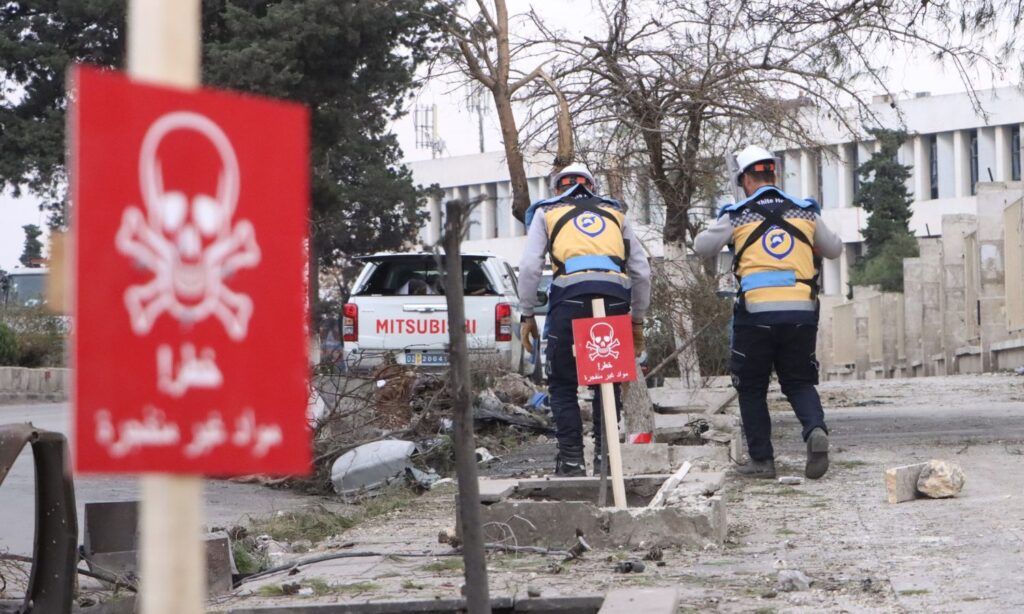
[406,88,1024,291]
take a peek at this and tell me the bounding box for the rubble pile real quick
[305,367,552,495]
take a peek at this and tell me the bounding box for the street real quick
[0,402,329,557]
[216,374,1024,613]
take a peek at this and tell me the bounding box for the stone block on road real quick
[917,459,965,498]
[885,462,928,503]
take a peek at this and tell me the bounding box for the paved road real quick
[0,402,328,556]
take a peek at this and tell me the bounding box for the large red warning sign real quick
[71,66,311,475]
[571,314,638,386]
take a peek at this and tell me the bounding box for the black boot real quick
[734,458,776,479]
[555,444,586,477]
[805,428,829,479]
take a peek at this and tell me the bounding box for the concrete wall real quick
[940,214,978,373]
[0,367,71,403]
[817,183,1024,377]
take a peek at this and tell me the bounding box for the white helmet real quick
[734,145,778,183]
[550,163,597,193]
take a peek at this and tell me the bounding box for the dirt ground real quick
[213,374,1024,613]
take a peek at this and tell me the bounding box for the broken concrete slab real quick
[617,443,672,474]
[885,462,929,503]
[664,471,725,499]
[598,587,679,613]
[647,387,736,415]
[478,478,519,503]
[477,495,726,549]
[669,444,729,465]
[84,532,235,596]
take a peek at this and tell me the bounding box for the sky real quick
[0,0,1016,269]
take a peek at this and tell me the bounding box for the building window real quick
[970,129,979,195]
[1012,126,1021,182]
[816,150,824,204]
[851,145,860,198]
[929,135,939,199]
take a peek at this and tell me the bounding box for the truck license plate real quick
[405,352,448,366]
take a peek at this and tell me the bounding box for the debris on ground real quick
[330,440,416,495]
[475,447,497,465]
[778,569,813,592]
[614,560,646,573]
[778,476,803,485]
[643,545,664,561]
[917,459,965,498]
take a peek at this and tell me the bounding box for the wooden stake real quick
[126,2,205,613]
[591,298,627,509]
[444,200,492,613]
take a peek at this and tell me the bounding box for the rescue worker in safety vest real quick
[695,146,843,480]
[518,164,652,477]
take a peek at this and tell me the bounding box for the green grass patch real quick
[247,483,419,544]
[899,589,930,596]
[231,539,267,575]
[420,558,464,573]
[754,608,777,614]
[775,528,797,536]
[249,505,357,543]
[402,579,427,590]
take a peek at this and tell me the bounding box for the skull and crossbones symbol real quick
[586,322,621,361]
[115,111,261,341]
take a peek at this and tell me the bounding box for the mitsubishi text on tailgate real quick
[342,253,525,373]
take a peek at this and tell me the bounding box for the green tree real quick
[849,128,919,292]
[19,224,43,268]
[0,0,445,277]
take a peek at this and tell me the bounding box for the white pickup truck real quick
[342,252,533,373]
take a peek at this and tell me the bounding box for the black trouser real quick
[730,323,827,462]
[546,295,628,452]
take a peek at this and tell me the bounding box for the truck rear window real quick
[353,256,498,296]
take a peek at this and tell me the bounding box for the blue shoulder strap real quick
[717,186,818,218]
[524,185,625,229]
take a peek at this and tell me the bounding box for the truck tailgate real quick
[355,296,498,352]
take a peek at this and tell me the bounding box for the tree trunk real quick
[622,376,654,439]
[663,242,702,386]
[443,200,492,614]
[491,89,532,223]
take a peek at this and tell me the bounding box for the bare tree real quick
[517,0,1015,381]
[529,0,1009,249]
[443,0,573,221]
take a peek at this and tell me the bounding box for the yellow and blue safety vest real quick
[719,186,822,324]
[525,185,632,307]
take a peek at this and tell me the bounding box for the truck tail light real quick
[496,303,512,342]
[343,303,358,342]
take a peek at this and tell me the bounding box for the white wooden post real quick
[591,298,627,509]
[126,1,206,612]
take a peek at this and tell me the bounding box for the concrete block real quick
[652,413,703,444]
[668,471,725,499]
[669,445,728,465]
[478,478,519,503]
[599,588,679,613]
[85,501,139,555]
[477,495,726,549]
[885,463,928,503]
[84,532,234,596]
[206,531,235,596]
[618,443,672,475]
